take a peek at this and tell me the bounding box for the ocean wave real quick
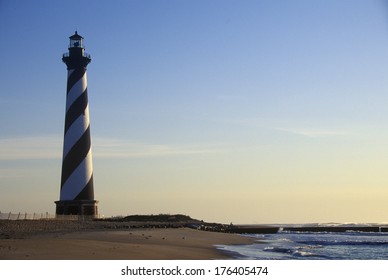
[264,246,293,254]
[223,231,388,260]
[263,246,330,259]
[292,250,326,258]
[297,240,388,246]
[317,222,388,227]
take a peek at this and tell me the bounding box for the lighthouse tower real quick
[55,32,98,218]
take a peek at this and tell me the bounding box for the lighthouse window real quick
[70,39,82,48]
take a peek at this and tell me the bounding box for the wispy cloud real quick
[93,138,219,159]
[0,136,62,161]
[0,135,219,161]
[210,117,350,138]
[1,124,347,162]
[274,128,350,138]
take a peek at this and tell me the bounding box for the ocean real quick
[219,224,388,260]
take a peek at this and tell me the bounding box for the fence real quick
[0,211,101,220]
[0,211,55,220]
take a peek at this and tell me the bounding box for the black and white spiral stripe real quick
[60,68,94,201]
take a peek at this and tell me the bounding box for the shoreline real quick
[0,220,255,260]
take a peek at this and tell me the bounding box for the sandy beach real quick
[0,220,253,260]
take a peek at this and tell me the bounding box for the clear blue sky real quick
[1,0,388,223]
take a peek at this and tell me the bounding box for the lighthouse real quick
[55,32,98,218]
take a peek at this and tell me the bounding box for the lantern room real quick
[69,31,84,49]
[63,31,91,69]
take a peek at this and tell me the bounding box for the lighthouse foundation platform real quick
[55,200,98,218]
